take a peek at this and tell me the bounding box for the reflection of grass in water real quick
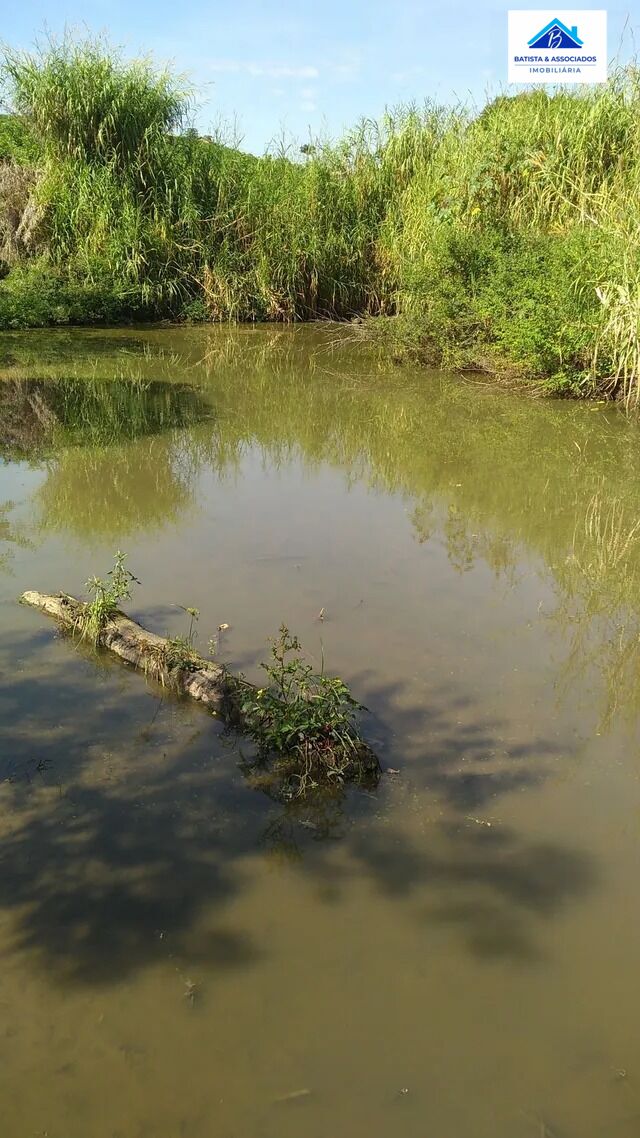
[6,327,640,727]
[36,422,239,543]
[170,332,640,730]
[37,436,194,542]
[554,491,640,729]
[0,375,212,457]
[0,371,218,543]
[47,377,211,446]
[6,332,637,556]
[0,499,33,573]
[574,492,640,585]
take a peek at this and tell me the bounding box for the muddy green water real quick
[1,325,640,1137]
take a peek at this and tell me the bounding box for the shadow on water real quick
[0,629,596,985]
[0,328,629,982]
[0,629,265,985]
[261,673,596,964]
[1,328,638,1138]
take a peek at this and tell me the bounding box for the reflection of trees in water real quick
[0,381,58,458]
[34,428,243,544]
[410,499,521,581]
[4,327,640,725]
[37,437,194,542]
[0,374,218,543]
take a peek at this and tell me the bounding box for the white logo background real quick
[508,10,608,84]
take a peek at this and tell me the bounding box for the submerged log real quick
[19,590,234,712]
[19,590,381,796]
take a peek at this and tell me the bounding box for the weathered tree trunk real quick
[19,590,381,795]
[19,590,240,713]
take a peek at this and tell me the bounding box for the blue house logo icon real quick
[528,18,584,50]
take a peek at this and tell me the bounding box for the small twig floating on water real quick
[273,1088,312,1104]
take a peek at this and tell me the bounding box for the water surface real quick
[1,325,640,1137]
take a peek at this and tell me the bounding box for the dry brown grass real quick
[0,161,42,265]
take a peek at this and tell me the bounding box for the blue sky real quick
[4,2,639,153]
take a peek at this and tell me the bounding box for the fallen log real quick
[19,589,381,797]
[19,590,235,712]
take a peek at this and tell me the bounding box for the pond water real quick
[1,324,640,1138]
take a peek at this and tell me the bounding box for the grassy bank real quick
[1,37,640,401]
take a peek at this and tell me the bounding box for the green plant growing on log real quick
[21,566,381,792]
[79,549,139,643]
[164,606,201,673]
[236,625,379,797]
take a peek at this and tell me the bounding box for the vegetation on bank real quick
[1,36,640,400]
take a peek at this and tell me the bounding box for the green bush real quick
[386,225,607,392]
[0,113,40,164]
[0,262,151,328]
[1,35,640,400]
[236,626,379,798]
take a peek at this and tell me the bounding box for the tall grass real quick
[1,35,640,400]
[386,75,640,401]
[1,38,188,166]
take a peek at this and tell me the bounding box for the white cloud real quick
[209,60,319,79]
[327,51,362,82]
[391,65,427,83]
[300,100,317,112]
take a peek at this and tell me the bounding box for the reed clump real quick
[2,34,640,400]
